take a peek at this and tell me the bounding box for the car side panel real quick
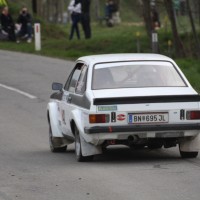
[60,91,74,137]
[48,101,63,137]
[70,108,102,156]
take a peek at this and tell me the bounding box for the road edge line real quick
[0,83,37,99]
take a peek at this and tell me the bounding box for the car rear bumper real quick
[84,123,200,134]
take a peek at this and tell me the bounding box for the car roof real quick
[78,53,174,65]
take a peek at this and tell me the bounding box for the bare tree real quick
[32,0,65,23]
[94,0,100,20]
[141,0,152,38]
[32,0,37,14]
[186,0,200,57]
[164,0,185,57]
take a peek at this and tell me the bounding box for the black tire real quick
[75,126,93,162]
[130,144,145,150]
[102,146,107,153]
[180,151,198,158]
[49,125,67,153]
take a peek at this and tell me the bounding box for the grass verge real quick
[0,23,200,92]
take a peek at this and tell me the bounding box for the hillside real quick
[1,0,200,93]
[6,0,142,22]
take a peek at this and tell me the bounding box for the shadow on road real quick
[19,145,194,168]
[93,146,180,164]
[25,145,182,166]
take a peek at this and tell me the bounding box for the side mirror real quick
[52,82,63,91]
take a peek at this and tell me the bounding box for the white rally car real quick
[47,54,200,161]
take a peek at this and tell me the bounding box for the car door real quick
[60,62,87,137]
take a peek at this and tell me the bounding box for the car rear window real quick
[92,61,186,90]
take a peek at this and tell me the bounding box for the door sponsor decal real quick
[62,110,66,125]
[98,105,118,111]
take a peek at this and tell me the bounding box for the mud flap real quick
[80,134,102,156]
[179,134,200,152]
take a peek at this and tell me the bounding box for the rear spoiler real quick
[93,95,200,105]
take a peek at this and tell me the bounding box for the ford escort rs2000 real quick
[47,54,200,161]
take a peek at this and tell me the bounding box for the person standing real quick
[105,0,116,27]
[80,0,91,39]
[68,0,82,40]
[0,6,16,41]
[16,6,33,43]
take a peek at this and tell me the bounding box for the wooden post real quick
[152,30,158,53]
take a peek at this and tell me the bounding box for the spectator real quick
[105,0,112,20]
[151,8,160,30]
[105,0,118,27]
[68,0,81,40]
[16,6,32,43]
[80,0,91,39]
[0,6,16,41]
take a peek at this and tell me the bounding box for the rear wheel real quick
[49,125,67,152]
[75,126,93,162]
[180,150,198,158]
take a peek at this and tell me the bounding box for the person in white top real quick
[68,0,82,40]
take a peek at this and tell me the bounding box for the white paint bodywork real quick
[47,54,200,156]
[48,101,63,137]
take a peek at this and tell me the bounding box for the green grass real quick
[176,59,200,93]
[0,23,149,59]
[0,22,200,93]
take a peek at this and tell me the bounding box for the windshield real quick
[92,61,186,90]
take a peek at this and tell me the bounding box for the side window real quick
[76,65,88,95]
[64,70,74,91]
[64,63,84,92]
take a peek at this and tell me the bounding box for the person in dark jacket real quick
[80,0,91,39]
[0,6,16,41]
[68,0,82,40]
[151,8,161,30]
[16,7,32,43]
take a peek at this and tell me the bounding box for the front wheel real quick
[75,126,93,162]
[180,150,198,158]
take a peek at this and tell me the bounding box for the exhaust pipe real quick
[128,135,139,145]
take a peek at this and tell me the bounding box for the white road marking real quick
[0,83,37,99]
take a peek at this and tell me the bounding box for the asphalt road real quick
[0,50,200,200]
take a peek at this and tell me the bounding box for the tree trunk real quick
[54,1,59,23]
[164,0,186,57]
[46,0,50,22]
[199,0,200,26]
[94,0,100,20]
[32,0,37,14]
[141,0,152,38]
[37,0,43,17]
[60,0,64,23]
[186,0,200,57]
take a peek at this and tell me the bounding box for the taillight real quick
[89,114,110,123]
[186,111,200,120]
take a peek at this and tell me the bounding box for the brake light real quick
[89,114,110,123]
[186,111,200,120]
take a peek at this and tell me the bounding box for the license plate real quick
[128,113,168,124]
